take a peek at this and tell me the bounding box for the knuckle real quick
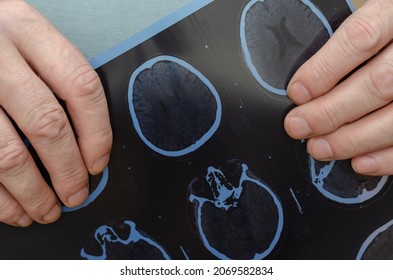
[345,134,369,157]
[318,101,343,131]
[0,140,29,176]
[343,16,382,56]
[91,125,113,149]
[69,65,103,98]
[28,106,68,141]
[367,60,393,104]
[55,162,88,195]
[21,191,55,217]
[310,58,337,87]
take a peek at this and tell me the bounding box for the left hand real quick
[284,0,393,176]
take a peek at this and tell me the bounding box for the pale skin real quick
[0,0,112,227]
[285,0,393,176]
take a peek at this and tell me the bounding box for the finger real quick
[307,102,393,161]
[9,2,112,175]
[285,42,393,139]
[0,108,60,224]
[287,0,393,104]
[352,147,393,176]
[0,39,89,207]
[0,183,32,227]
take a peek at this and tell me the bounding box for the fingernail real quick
[289,82,311,104]
[286,116,312,139]
[310,138,333,160]
[42,203,61,224]
[92,153,110,175]
[67,187,89,207]
[354,156,378,174]
[17,213,33,227]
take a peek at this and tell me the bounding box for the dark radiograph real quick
[188,160,283,259]
[240,0,332,95]
[81,219,170,260]
[309,157,388,204]
[357,220,393,260]
[2,0,387,261]
[128,55,222,157]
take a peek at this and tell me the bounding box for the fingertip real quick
[16,213,34,227]
[90,153,110,175]
[308,138,334,161]
[352,155,379,175]
[78,122,113,175]
[287,81,312,105]
[41,203,61,224]
[66,186,89,208]
[284,114,312,139]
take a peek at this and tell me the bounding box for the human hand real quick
[284,0,393,176]
[0,1,112,226]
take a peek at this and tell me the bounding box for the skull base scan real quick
[189,160,284,259]
[309,158,388,205]
[81,219,170,260]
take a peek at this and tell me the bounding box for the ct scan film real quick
[1,0,392,260]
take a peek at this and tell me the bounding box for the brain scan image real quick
[62,167,109,212]
[81,219,170,260]
[357,219,393,260]
[309,157,389,204]
[240,0,332,95]
[188,160,284,259]
[128,55,222,157]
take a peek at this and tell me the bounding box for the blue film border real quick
[89,0,214,69]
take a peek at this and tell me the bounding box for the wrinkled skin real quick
[0,0,112,227]
[285,0,393,176]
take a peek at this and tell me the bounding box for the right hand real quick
[284,0,393,176]
[0,0,113,227]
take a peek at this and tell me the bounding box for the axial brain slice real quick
[81,219,170,260]
[309,158,389,204]
[241,0,332,94]
[129,56,221,157]
[189,160,284,259]
[358,220,393,260]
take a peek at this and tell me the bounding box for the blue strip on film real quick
[89,0,215,69]
[345,0,356,12]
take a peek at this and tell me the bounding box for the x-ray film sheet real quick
[1,0,392,260]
